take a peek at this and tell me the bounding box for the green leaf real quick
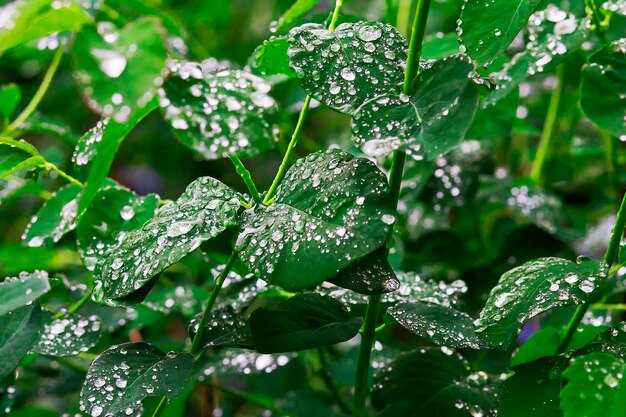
[510,327,560,367]
[79,342,193,417]
[75,101,157,218]
[142,285,210,317]
[0,155,45,179]
[72,17,166,122]
[31,310,101,357]
[387,302,482,349]
[249,293,362,353]
[0,271,51,317]
[194,349,296,379]
[0,84,21,119]
[475,257,608,349]
[288,21,407,115]
[188,306,253,350]
[422,33,461,60]
[580,322,626,358]
[159,62,279,160]
[580,40,626,138]
[0,302,41,379]
[94,177,240,306]
[254,37,295,77]
[273,0,321,31]
[352,55,479,160]
[561,352,626,417]
[0,137,39,157]
[22,184,81,247]
[76,185,159,272]
[498,355,566,417]
[458,0,543,65]
[0,0,92,56]
[236,149,394,291]
[328,247,399,295]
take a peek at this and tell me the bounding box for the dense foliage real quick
[1,0,626,416]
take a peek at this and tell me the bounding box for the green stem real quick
[591,303,626,311]
[558,191,626,353]
[352,294,381,417]
[54,290,92,319]
[530,64,565,185]
[585,0,609,46]
[228,155,262,204]
[4,46,64,135]
[45,162,84,188]
[317,348,353,414]
[403,0,431,94]
[328,0,345,31]
[150,397,169,417]
[189,253,237,355]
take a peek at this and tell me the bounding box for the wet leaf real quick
[254,37,295,77]
[79,342,193,417]
[580,39,626,138]
[188,305,253,350]
[0,271,51,316]
[22,184,81,247]
[94,177,239,306]
[459,0,543,65]
[73,18,167,122]
[387,302,482,349]
[0,302,41,379]
[249,293,362,353]
[499,355,566,417]
[288,21,407,115]
[476,257,608,349]
[143,285,210,317]
[31,311,101,357]
[580,322,626,358]
[510,327,560,367]
[76,185,159,272]
[561,352,626,417]
[328,247,399,295]
[0,84,21,119]
[352,55,478,160]
[195,349,296,380]
[159,61,278,160]
[236,149,394,291]
[273,0,321,31]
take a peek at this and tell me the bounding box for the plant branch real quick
[228,155,262,204]
[44,162,84,187]
[4,46,64,135]
[353,293,381,417]
[530,63,565,185]
[558,191,626,353]
[585,0,609,46]
[150,397,169,417]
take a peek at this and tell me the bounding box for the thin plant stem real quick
[228,154,262,204]
[352,293,381,417]
[4,46,65,135]
[558,191,626,353]
[54,290,93,319]
[585,0,609,46]
[591,304,626,311]
[45,162,84,188]
[530,63,565,185]
[150,396,169,417]
[403,0,431,94]
[328,0,345,32]
[317,348,353,414]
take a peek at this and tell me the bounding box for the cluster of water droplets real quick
[196,349,294,381]
[159,59,279,160]
[97,177,239,302]
[189,305,252,349]
[72,119,108,169]
[602,0,626,15]
[287,21,407,115]
[33,312,101,356]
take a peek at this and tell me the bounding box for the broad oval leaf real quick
[31,311,101,357]
[249,293,362,353]
[0,270,51,316]
[475,257,608,349]
[76,185,159,272]
[328,247,399,295]
[458,0,543,65]
[188,305,253,350]
[73,18,167,123]
[561,352,626,417]
[0,302,41,379]
[387,302,482,349]
[288,21,407,115]
[352,55,479,160]
[22,184,81,247]
[235,149,394,291]
[79,342,193,417]
[94,177,240,306]
[580,40,626,138]
[159,61,279,160]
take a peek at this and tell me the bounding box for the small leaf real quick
[352,55,479,160]
[249,293,362,353]
[254,37,295,77]
[510,327,560,367]
[476,257,608,349]
[94,177,239,306]
[387,302,482,349]
[72,17,167,122]
[159,61,278,160]
[580,40,626,138]
[22,184,81,247]
[288,21,407,115]
[31,311,101,357]
[0,271,51,317]
[0,302,41,379]
[0,84,21,119]
[236,149,394,291]
[459,0,543,65]
[79,342,193,417]
[76,185,159,271]
[328,247,399,295]
[188,305,253,350]
[498,355,566,417]
[273,0,322,31]
[561,352,626,417]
